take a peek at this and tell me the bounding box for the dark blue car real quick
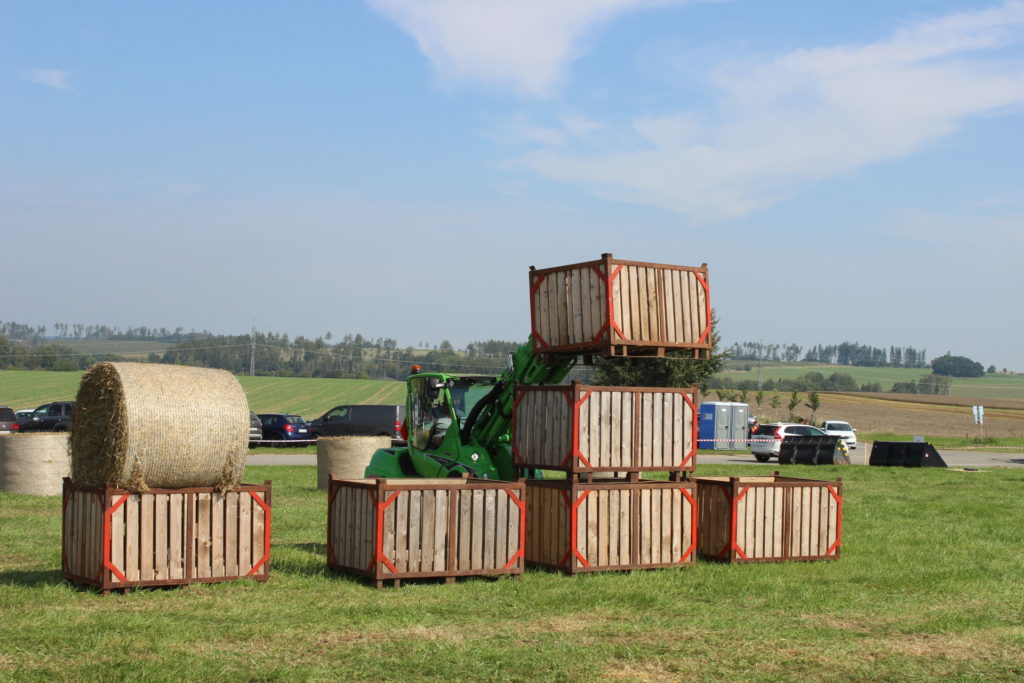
[257,413,312,446]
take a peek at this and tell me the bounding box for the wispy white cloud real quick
[20,68,73,91]
[367,0,688,96]
[512,1,1024,221]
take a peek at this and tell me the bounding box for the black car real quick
[0,406,20,434]
[308,404,405,438]
[20,401,75,432]
[257,413,312,446]
[249,412,263,447]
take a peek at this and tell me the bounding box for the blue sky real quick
[3,0,1023,370]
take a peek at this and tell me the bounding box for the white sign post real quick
[972,405,985,440]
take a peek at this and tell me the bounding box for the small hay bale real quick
[0,433,70,496]
[70,362,250,491]
[316,436,390,489]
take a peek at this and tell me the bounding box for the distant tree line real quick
[1,320,213,344]
[727,340,928,367]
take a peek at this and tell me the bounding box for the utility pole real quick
[250,321,256,377]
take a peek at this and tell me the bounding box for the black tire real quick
[754,453,771,462]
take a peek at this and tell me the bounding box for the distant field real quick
[0,370,405,416]
[718,363,1024,399]
[60,339,172,358]
[5,369,1024,439]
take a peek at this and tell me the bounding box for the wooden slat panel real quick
[125,494,139,583]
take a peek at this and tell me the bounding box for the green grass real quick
[0,370,405,417]
[2,465,1023,680]
[861,433,1024,450]
[719,363,1024,399]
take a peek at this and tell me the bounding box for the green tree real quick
[769,391,781,420]
[787,391,801,421]
[591,311,725,389]
[931,353,984,378]
[805,391,821,423]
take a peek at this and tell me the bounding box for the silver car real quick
[750,423,828,462]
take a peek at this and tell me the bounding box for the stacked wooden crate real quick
[529,253,712,359]
[518,254,711,574]
[62,479,272,593]
[61,363,273,593]
[327,476,526,587]
[695,475,842,563]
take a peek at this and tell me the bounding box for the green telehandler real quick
[364,336,574,479]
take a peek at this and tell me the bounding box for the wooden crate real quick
[328,476,526,587]
[62,478,271,593]
[513,382,697,475]
[525,477,697,574]
[529,253,711,358]
[695,475,842,563]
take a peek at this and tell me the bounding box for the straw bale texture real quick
[0,433,70,496]
[316,436,390,489]
[70,362,249,491]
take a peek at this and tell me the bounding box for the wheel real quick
[754,454,770,462]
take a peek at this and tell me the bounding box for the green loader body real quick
[364,337,574,480]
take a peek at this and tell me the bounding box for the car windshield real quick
[0,408,14,421]
[828,422,852,431]
[807,427,826,436]
[753,425,778,435]
[285,415,306,424]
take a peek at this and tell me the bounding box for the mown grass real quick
[2,465,1023,680]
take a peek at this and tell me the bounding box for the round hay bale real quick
[70,362,250,491]
[316,436,390,489]
[0,433,71,496]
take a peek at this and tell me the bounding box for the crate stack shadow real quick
[62,362,272,593]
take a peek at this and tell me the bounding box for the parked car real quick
[820,420,857,450]
[15,409,34,422]
[19,401,75,432]
[750,422,828,462]
[257,413,312,446]
[0,406,20,434]
[249,412,262,447]
[308,404,405,439]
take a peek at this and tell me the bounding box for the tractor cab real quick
[365,372,505,479]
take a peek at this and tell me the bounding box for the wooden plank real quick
[469,489,482,571]
[152,493,167,580]
[125,494,139,583]
[458,489,472,571]
[169,494,184,580]
[645,266,659,341]
[395,489,409,573]
[408,489,422,572]
[223,492,237,578]
[211,493,225,578]
[570,267,583,344]
[436,489,450,572]
[238,489,252,573]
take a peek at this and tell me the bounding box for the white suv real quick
[821,420,857,450]
[750,423,827,462]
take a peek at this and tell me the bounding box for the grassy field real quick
[0,370,405,418]
[2,464,1022,680]
[719,364,1024,399]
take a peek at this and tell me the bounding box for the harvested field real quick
[753,392,1024,439]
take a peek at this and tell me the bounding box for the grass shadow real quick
[0,568,65,588]
[270,542,331,578]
